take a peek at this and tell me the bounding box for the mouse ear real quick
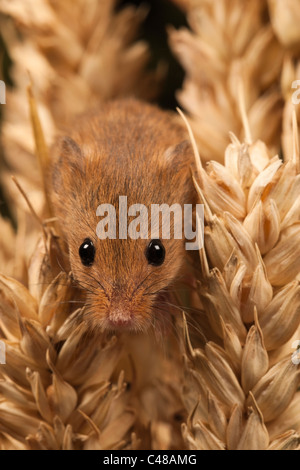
[163,140,194,173]
[163,139,197,205]
[51,136,83,194]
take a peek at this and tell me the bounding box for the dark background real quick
[116,0,187,109]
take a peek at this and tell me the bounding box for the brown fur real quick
[50,99,196,333]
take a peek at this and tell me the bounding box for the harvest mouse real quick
[51,99,196,333]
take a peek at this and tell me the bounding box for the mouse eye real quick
[79,238,95,266]
[145,239,165,266]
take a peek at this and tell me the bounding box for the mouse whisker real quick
[159,300,202,314]
[142,278,168,295]
[129,270,159,300]
[80,271,110,300]
[75,281,97,298]
[150,305,181,348]
[54,254,68,273]
[28,281,71,288]
[158,299,206,337]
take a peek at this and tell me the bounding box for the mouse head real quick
[51,123,196,333]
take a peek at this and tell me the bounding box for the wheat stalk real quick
[169,0,284,163]
[179,108,300,450]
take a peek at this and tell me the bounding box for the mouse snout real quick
[84,277,154,332]
[104,286,152,331]
[105,291,134,328]
[108,309,133,328]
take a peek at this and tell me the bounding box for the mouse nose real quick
[109,316,133,328]
[107,306,133,329]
